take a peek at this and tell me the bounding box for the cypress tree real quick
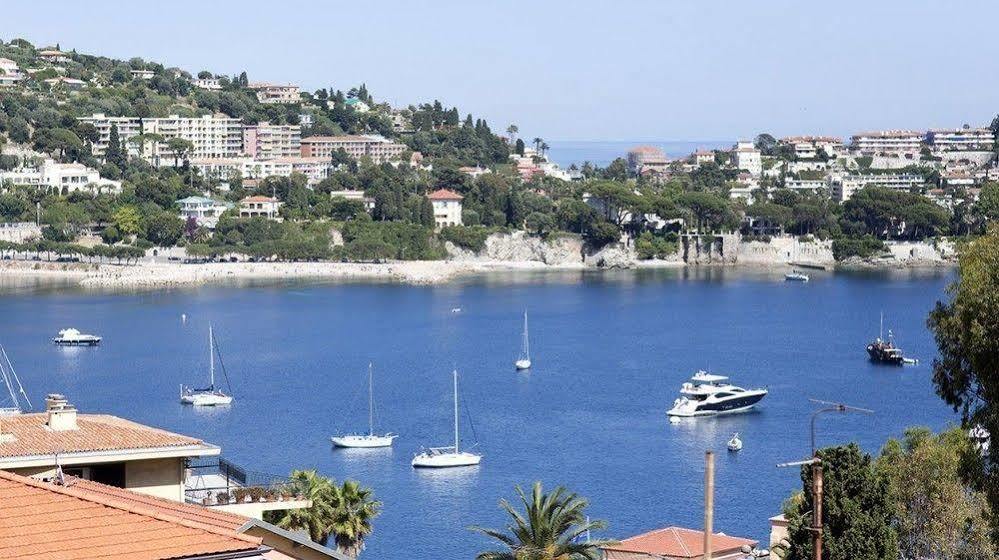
[105,124,125,169]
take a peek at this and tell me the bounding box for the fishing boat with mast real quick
[0,345,31,415]
[412,370,481,468]
[331,363,397,448]
[515,311,531,370]
[180,324,233,406]
[866,313,907,366]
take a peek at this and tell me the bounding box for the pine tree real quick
[105,124,126,169]
[420,197,435,227]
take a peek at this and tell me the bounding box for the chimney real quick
[45,394,78,431]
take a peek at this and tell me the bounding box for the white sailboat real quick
[180,324,233,406]
[515,311,531,370]
[0,345,31,416]
[727,432,743,452]
[331,363,397,448]
[412,370,482,468]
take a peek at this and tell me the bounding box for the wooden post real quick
[704,450,715,560]
[812,463,823,560]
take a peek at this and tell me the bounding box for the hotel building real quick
[300,135,408,163]
[243,122,302,159]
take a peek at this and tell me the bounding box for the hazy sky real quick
[6,1,999,141]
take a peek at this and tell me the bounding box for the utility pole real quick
[703,450,714,560]
[778,399,873,560]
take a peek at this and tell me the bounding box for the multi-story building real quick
[192,156,331,185]
[925,127,994,152]
[733,141,762,177]
[0,158,121,195]
[79,113,243,166]
[780,136,843,159]
[693,149,715,165]
[130,69,154,80]
[850,130,923,155]
[329,190,376,212]
[248,82,301,104]
[193,77,222,90]
[243,122,301,159]
[37,49,71,63]
[300,135,407,163]
[428,189,463,227]
[831,173,925,201]
[0,58,18,74]
[177,196,233,228]
[784,178,829,193]
[239,195,282,219]
[627,146,669,175]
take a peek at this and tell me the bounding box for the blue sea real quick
[0,268,957,558]
[546,140,732,168]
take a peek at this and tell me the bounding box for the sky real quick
[5,0,999,142]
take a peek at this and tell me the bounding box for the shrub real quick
[439,225,491,252]
[832,235,887,260]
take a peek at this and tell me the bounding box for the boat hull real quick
[181,393,232,406]
[515,359,531,370]
[667,391,767,417]
[412,452,481,468]
[867,346,904,365]
[53,338,101,346]
[331,434,397,448]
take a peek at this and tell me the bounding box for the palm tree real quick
[328,480,381,557]
[533,137,543,154]
[506,124,519,143]
[540,142,550,158]
[268,470,335,545]
[471,482,611,560]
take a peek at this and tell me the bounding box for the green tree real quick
[143,211,184,246]
[112,206,142,237]
[783,444,898,560]
[165,137,195,167]
[471,482,610,560]
[927,226,999,541]
[877,427,995,560]
[105,124,127,168]
[268,470,335,544]
[974,181,999,225]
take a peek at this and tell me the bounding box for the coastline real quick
[0,256,952,290]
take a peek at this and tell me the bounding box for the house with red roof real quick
[601,526,758,560]
[427,188,464,227]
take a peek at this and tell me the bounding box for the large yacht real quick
[52,328,102,346]
[667,371,768,418]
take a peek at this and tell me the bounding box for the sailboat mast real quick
[523,311,530,359]
[453,369,459,453]
[368,363,374,436]
[879,312,884,340]
[209,324,215,389]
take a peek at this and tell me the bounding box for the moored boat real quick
[867,313,907,366]
[412,370,481,468]
[667,371,768,418]
[331,363,397,448]
[52,328,101,346]
[785,271,809,282]
[180,324,233,406]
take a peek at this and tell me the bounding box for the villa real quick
[0,158,121,195]
[249,82,301,104]
[601,526,758,560]
[733,141,762,177]
[178,196,233,228]
[428,188,464,227]
[131,69,155,80]
[193,77,223,90]
[38,49,71,63]
[240,195,282,219]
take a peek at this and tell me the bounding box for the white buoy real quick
[181,313,187,323]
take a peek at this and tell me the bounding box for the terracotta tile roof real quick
[0,470,262,560]
[602,526,757,558]
[427,188,464,200]
[60,478,248,534]
[0,413,213,460]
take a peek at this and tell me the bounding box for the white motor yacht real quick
[52,328,101,346]
[667,371,767,418]
[180,324,233,407]
[785,271,809,282]
[412,370,481,468]
[331,363,397,448]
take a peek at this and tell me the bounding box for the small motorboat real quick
[785,271,809,282]
[52,328,101,346]
[451,307,462,314]
[727,433,743,452]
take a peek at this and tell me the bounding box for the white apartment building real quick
[0,158,121,195]
[428,189,463,227]
[243,122,301,159]
[926,127,994,152]
[693,150,714,165]
[239,196,282,219]
[177,196,232,228]
[831,173,925,202]
[192,156,331,185]
[192,77,222,91]
[733,141,762,177]
[784,178,829,193]
[248,83,300,104]
[300,135,407,163]
[79,114,243,166]
[0,58,19,74]
[329,190,376,212]
[780,136,844,158]
[851,130,923,155]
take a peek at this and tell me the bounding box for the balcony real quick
[184,457,311,519]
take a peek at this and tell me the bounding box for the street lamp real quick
[777,399,873,560]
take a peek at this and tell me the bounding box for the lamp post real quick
[778,399,873,560]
